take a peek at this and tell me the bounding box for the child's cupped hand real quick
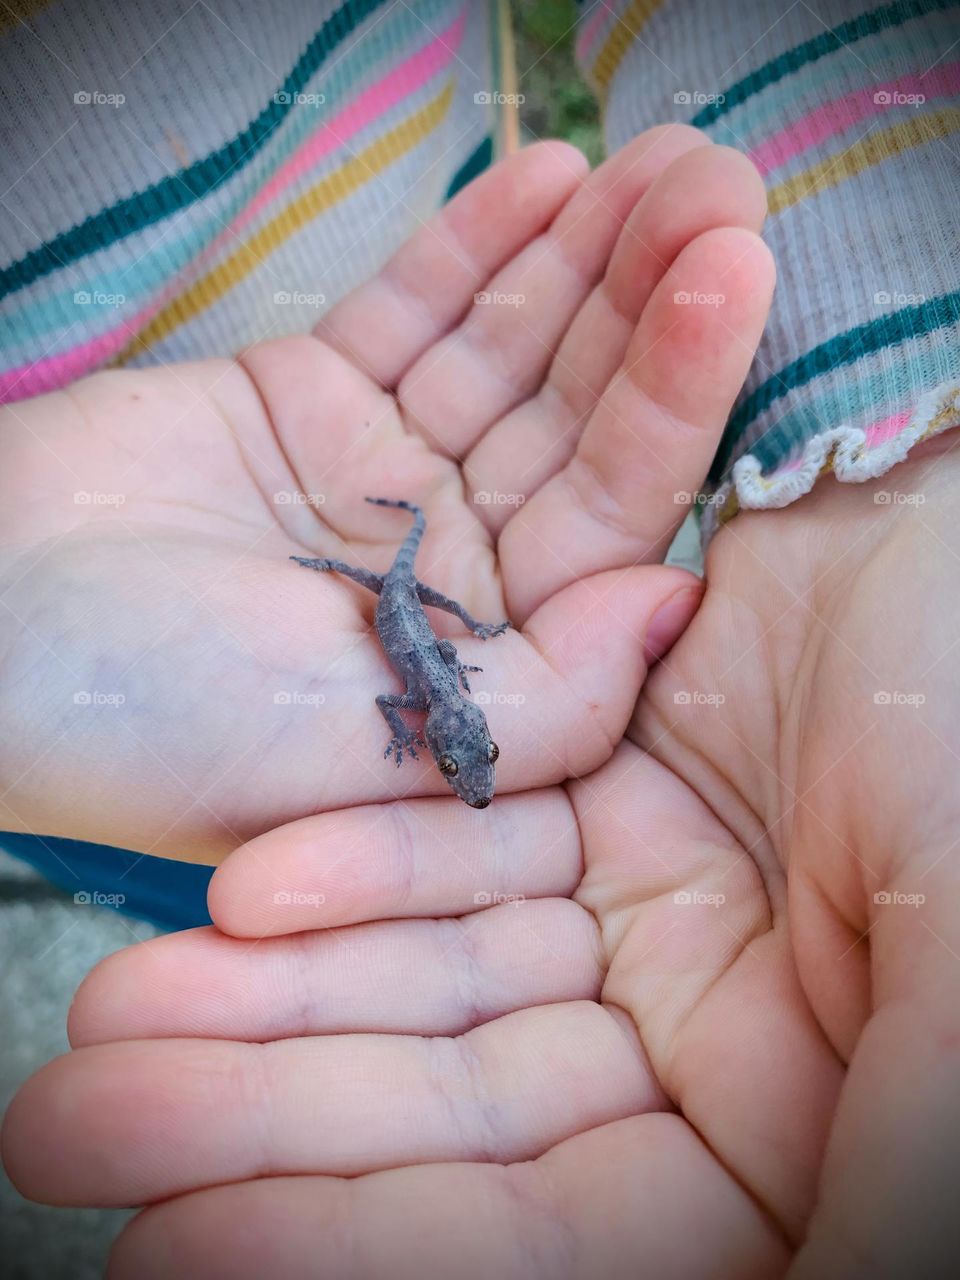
[0,126,771,861]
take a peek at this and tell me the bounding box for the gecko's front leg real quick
[375,684,427,766]
[291,557,384,596]
[416,583,510,639]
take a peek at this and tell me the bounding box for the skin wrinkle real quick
[379,800,420,914]
[437,1030,504,1167]
[504,1157,580,1279]
[231,351,332,551]
[235,1040,278,1184]
[561,450,642,544]
[288,929,327,1040]
[446,914,488,1030]
[519,621,620,777]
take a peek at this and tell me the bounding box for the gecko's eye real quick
[438,756,458,777]
[488,742,499,764]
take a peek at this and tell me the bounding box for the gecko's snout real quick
[469,796,491,810]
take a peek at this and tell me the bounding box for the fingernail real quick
[643,586,702,664]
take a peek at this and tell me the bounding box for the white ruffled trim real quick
[700,378,960,544]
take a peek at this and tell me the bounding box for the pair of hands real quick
[3,127,959,1278]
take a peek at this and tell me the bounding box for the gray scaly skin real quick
[292,498,510,808]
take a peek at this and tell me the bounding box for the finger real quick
[317,141,588,389]
[106,1118,788,1280]
[788,894,960,1278]
[499,227,776,622]
[399,126,710,459]
[69,899,601,1046]
[468,144,767,533]
[3,1002,660,1206]
[205,787,580,937]
[570,741,842,1241]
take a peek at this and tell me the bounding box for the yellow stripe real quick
[116,82,454,362]
[592,0,665,98]
[768,107,960,214]
[496,0,520,156]
[0,1,55,33]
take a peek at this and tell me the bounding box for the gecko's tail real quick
[365,497,425,574]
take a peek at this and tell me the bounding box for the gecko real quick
[291,498,510,808]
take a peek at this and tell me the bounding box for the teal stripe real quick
[706,21,951,149]
[711,289,960,481]
[727,323,960,476]
[444,136,493,200]
[0,0,390,302]
[690,0,960,129]
[0,0,455,359]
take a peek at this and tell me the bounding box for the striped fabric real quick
[578,0,960,534]
[0,0,501,402]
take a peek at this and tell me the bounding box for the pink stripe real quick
[576,2,614,59]
[749,61,960,177]
[767,407,913,476]
[864,408,912,448]
[0,11,466,404]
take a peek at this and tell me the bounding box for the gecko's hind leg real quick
[376,685,427,766]
[416,582,510,639]
[437,637,482,694]
[291,557,384,596]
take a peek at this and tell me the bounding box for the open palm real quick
[8,445,960,1280]
[0,129,769,862]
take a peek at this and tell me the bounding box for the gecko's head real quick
[425,700,499,808]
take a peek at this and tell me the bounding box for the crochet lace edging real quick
[700,378,960,544]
